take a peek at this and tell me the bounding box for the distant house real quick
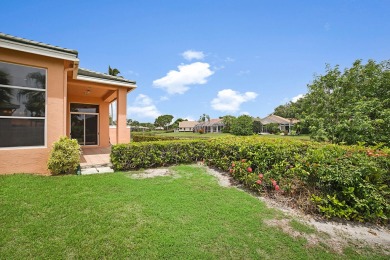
[257,114,299,134]
[155,127,164,130]
[194,118,224,133]
[178,121,198,132]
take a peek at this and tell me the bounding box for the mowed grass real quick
[0,165,383,259]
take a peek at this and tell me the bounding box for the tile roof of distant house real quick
[258,114,299,125]
[78,68,136,85]
[179,121,198,128]
[0,32,78,58]
[195,118,224,127]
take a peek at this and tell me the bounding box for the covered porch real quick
[66,68,136,147]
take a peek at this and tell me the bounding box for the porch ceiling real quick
[68,84,110,99]
[67,79,118,102]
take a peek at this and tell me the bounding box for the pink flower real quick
[275,185,280,191]
[241,159,246,163]
[232,163,235,167]
[247,167,252,173]
[271,180,277,186]
[258,174,264,179]
[256,180,262,185]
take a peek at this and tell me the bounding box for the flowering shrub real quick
[229,160,257,187]
[111,136,390,223]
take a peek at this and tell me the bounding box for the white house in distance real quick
[178,121,198,132]
[193,118,224,133]
[258,114,299,133]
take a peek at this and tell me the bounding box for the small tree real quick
[253,120,262,133]
[266,123,280,134]
[231,115,253,136]
[154,114,174,130]
[221,115,236,133]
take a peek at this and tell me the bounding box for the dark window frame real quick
[0,61,47,149]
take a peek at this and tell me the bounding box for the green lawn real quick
[0,166,383,259]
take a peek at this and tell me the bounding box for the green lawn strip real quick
[0,166,385,259]
[154,132,233,139]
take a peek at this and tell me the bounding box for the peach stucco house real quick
[0,33,136,174]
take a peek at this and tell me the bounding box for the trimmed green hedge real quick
[111,137,390,222]
[131,134,176,142]
[112,140,206,169]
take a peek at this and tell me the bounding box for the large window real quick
[0,61,46,148]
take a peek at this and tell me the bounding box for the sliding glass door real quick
[70,103,99,146]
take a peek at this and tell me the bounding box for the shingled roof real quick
[179,121,198,128]
[195,118,224,127]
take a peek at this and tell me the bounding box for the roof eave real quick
[0,38,79,62]
[76,74,137,89]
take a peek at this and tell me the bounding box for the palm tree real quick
[199,113,210,122]
[108,66,120,77]
[108,66,121,125]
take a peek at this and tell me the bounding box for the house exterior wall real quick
[179,127,193,132]
[109,126,130,145]
[0,48,66,174]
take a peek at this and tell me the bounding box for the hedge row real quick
[131,134,176,142]
[111,140,206,168]
[111,137,390,223]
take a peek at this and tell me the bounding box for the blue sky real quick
[2,0,390,122]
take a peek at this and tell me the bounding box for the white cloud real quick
[237,70,250,76]
[127,94,161,119]
[291,94,304,102]
[240,111,250,115]
[211,89,258,113]
[182,50,205,61]
[224,57,235,62]
[153,62,214,94]
[159,96,169,101]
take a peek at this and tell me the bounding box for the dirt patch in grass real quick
[129,168,174,179]
[202,164,390,255]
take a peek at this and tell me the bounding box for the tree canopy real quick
[274,59,390,146]
[231,115,254,136]
[199,113,210,122]
[108,66,121,76]
[221,115,236,133]
[154,114,174,129]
